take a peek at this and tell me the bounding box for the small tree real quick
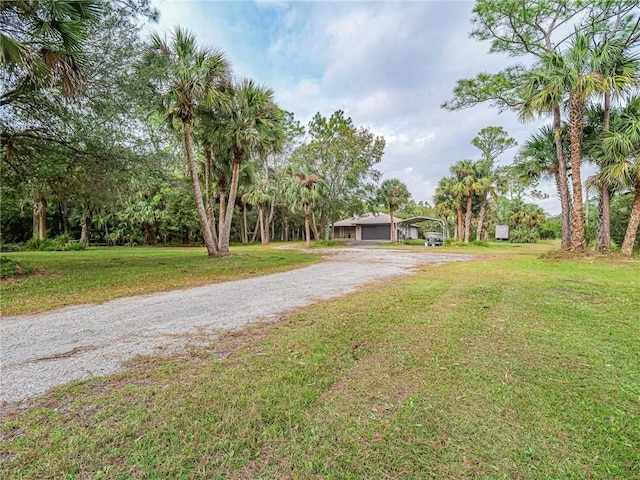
[377,179,411,244]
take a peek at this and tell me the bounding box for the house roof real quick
[334,212,404,227]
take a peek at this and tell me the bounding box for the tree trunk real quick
[568,93,585,252]
[259,205,269,245]
[476,196,487,241]
[320,209,327,240]
[310,210,319,240]
[217,176,228,250]
[283,211,289,241]
[250,217,260,243]
[183,122,218,256]
[463,194,473,243]
[596,93,612,253]
[621,179,640,257]
[220,154,242,255]
[553,106,572,251]
[203,146,219,247]
[390,206,396,244]
[304,212,311,248]
[242,202,248,244]
[456,203,464,241]
[60,199,70,235]
[143,222,154,246]
[596,187,612,253]
[80,201,91,246]
[34,193,47,240]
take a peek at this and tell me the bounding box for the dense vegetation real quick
[441,0,640,255]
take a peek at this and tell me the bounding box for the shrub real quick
[1,256,32,278]
[22,235,86,251]
[471,240,489,247]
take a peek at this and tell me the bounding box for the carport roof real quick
[334,213,400,227]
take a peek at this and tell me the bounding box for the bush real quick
[22,235,86,251]
[470,240,489,247]
[0,256,31,278]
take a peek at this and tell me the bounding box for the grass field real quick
[0,246,318,315]
[1,245,638,478]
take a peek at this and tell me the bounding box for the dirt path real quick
[0,248,473,411]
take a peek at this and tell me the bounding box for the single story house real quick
[333,213,420,241]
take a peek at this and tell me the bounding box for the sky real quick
[149,0,560,213]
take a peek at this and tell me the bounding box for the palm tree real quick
[216,79,284,254]
[589,37,639,252]
[435,176,463,241]
[450,159,481,243]
[599,96,640,256]
[145,27,230,256]
[283,170,328,248]
[242,179,275,245]
[525,30,636,252]
[377,179,411,244]
[513,124,572,248]
[1,0,101,105]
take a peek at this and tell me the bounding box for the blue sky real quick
[150,0,560,213]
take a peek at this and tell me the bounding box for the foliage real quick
[0,256,31,278]
[22,234,86,252]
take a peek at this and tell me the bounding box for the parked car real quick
[425,233,443,246]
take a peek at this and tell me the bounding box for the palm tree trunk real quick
[242,202,248,244]
[553,106,572,250]
[304,212,311,248]
[568,93,585,252]
[251,217,260,243]
[283,211,289,241]
[220,156,242,255]
[596,188,612,253]
[203,146,219,247]
[596,93,612,253]
[456,203,463,241]
[217,177,228,250]
[183,123,217,256]
[259,205,268,245]
[621,179,640,256]
[464,194,473,243]
[476,196,487,241]
[310,211,319,240]
[390,207,396,244]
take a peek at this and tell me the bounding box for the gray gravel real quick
[0,248,473,411]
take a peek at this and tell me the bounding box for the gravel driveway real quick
[1,248,473,411]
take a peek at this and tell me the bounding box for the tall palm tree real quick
[145,27,230,256]
[377,178,411,244]
[435,176,463,241]
[525,31,636,251]
[216,79,284,254]
[450,159,481,243]
[598,96,640,256]
[283,170,328,248]
[520,58,572,250]
[513,124,573,247]
[589,37,639,252]
[242,178,275,245]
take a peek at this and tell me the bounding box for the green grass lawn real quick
[1,247,638,478]
[0,246,318,315]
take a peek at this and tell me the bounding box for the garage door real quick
[361,225,390,240]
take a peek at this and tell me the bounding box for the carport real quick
[397,216,448,242]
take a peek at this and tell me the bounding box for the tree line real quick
[1,1,391,255]
[442,0,640,256]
